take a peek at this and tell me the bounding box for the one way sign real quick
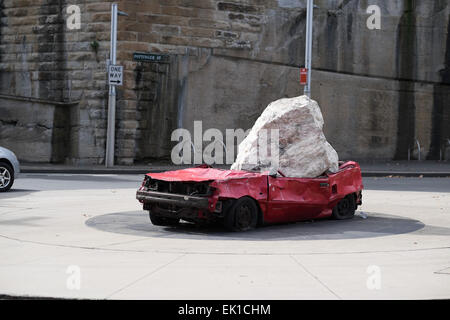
[108,65,123,86]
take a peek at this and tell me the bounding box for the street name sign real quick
[133,52,170,63]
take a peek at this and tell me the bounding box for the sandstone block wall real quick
[1,0,449,164]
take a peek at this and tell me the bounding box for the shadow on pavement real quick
[85,211,446,241]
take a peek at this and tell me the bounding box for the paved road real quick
[0,174,449,299]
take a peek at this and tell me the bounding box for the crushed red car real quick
[136,161,363,231]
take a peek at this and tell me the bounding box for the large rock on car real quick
[231,95,339,178]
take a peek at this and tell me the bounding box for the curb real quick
[362,172,450,178]
[21,168,163,175]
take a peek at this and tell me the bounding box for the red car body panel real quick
[145,167,266,182]
[142,161,363,224]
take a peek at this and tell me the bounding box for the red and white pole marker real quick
[300,68,308,85]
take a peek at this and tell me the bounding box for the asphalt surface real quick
[19,160,450,177]
[0,174,449,299]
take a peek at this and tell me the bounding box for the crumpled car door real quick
[266,176,331,223]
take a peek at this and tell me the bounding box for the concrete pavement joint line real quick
[120,247,450,256]
[289,255,341,300]
[0,251,77,268]
[1,233,450,256]
[101,233,176,245]
[0,234,146,253]
[101,237,158,247]
[434,267,450,275]
[105,254,187,299]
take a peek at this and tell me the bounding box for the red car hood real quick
[146,167,267,182]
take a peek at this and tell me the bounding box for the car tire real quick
[0,161,14,192]
[224,197,258,232]
[148,211,180,226]
[332,194,356,220]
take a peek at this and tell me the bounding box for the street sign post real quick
[108,65,123,86]
[105,4,127,168]
[304,0,314,98]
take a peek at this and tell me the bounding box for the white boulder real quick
[231,95,339,178]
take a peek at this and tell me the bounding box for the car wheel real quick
[0,162,14,192]
[332,194,356,220]
[224,197,258,232]
[148,211,180,226]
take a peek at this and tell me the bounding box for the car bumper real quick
[136,190,210,209]
[12,159,20,177]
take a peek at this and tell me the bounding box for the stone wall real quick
[0,0,113,164]
[1,0,449,164]
[0,94,74,162]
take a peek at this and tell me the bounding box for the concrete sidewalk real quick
[1,175,450,299]
[19,160,450,177]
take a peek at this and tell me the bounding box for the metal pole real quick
[304,0,314,98]
[416,139,421,161]
[106,3,118,167]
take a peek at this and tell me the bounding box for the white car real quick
[0,147,20,192]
